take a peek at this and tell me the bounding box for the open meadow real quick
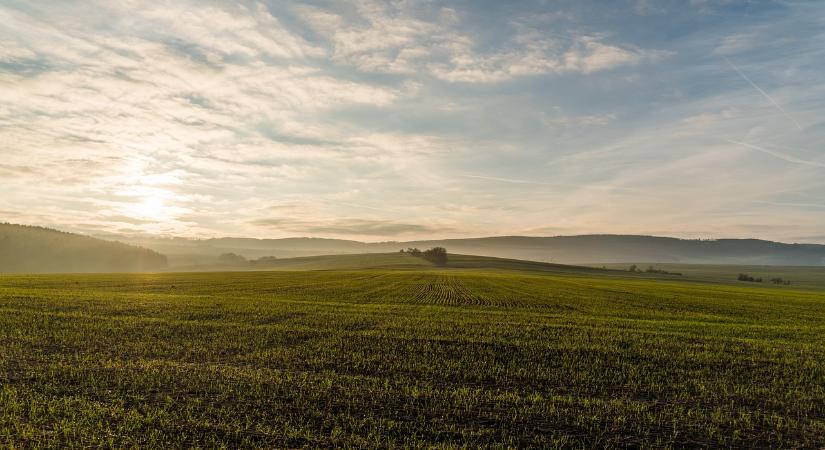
[1,256,825,448]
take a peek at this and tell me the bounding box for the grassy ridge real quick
[1,269,824,447]
[178,252,825,292]
[179,252,629,275]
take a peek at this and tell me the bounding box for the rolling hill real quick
[171,251,618,275]
[0,223,168,273]
[168,251,825,290]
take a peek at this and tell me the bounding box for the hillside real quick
[0,223,168,273]
[402,235,825,265]
[173,252,620,274]
[170,252,825,290]
[117,234,825,267]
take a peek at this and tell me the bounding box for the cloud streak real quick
[459,174,560,186]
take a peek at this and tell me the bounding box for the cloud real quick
[459,174,560,186]
[252,218,456,236]
[0,163,40,177]
[1,0,823,241]
[755,201,825,210]
[794,235,825,242]
[295,1,666,83]
[714,33,757,55]
[427,32,665,83]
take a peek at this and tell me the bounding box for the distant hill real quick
[400,235,825,266]
[115,234,825,267]
[116,236,374,266]
[0,223,167,273]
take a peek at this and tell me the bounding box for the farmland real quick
[1,257,825,447]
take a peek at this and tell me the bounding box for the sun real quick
[131,196,167,221]
[119,186,177,223]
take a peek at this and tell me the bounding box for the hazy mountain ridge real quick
[0,223,168,273]
[400,235,825,265]
[5,222,824,273]
[119,233,825,267]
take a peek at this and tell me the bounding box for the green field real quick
[2,258,825,447]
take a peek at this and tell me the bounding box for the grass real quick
[1,263,825,447]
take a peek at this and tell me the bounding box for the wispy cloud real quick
[755,200,825,210]
[459,174,560,186]
[251,217,456,237]
[1,0,824,241]
[294,1,665,83]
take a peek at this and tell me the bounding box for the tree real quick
[218,253,246,264]
[738,273,762,283]
[422,247,448,266]
[629,264,638,273]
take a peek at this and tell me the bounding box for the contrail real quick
[725,139,825,168]
[335,201,399,213]
[459,174,559,186]
[723,57,803,130]
[755,200,825,209]
[459,174,645,193]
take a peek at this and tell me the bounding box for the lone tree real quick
[422,247,448,266]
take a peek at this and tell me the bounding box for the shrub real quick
[422,247,448,266]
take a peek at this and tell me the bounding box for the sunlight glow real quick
[130,196,168,221]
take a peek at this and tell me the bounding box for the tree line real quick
[218,253,277,265]
[738,273,791,285]
[628,265,682,276]
[401,247,448,266]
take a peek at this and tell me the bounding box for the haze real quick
[1,0,824,243]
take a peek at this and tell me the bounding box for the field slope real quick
[194,252,622,274]
[1,268,824,447]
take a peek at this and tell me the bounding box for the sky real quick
[1,0,824,243]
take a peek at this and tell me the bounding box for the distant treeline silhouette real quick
[401,247,448,266]
[0,223,167,273]
[738,273,763,283]
[628,265,682,276]
[217,253,278,266]
[737,273,792,285]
